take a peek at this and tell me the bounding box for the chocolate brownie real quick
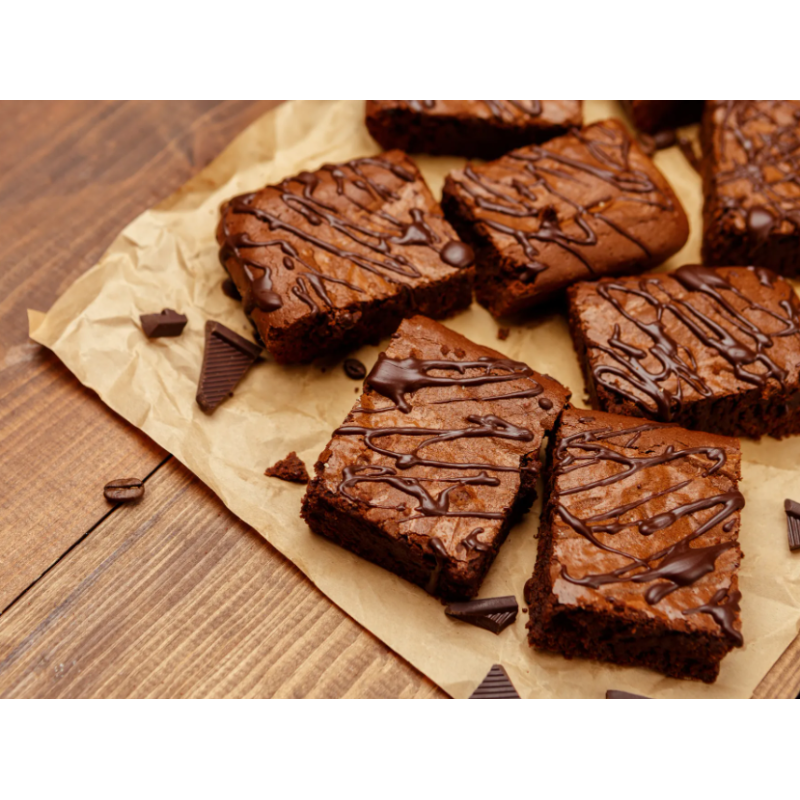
[567,265,800,438]
[701,101,800,276]
[301,315,570,600]
[217,150,475,364]
[365,101,583,159]
[525,407,744,683]
[441,119,689,317]
[623,101,704,134]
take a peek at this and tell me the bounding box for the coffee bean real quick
[104,478,144,503]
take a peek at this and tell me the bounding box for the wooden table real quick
[0,101,796,698]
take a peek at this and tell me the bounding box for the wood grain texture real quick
[0,459,444,698]
[0,101,277,612]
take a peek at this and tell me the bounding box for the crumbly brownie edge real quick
[366,106,573,160]
[525,415,735,684]
[302,448,542,602]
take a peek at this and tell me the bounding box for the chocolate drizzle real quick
[219,155,472,317]
[708,101,800,248]
[408,100,543,121]
[449,121,672,283]
[591,266,800,420]
[333,349,551,526]
[553,420,744,644]
[684,588,743,646]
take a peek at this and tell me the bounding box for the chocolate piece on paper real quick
[469,664,520,699]
[265,452,309,484]
[784,499,800,552]
[104,477,144,503]
[140,308,188,338]
[445,596,519,634]
[606,690,650,700]
[196,320,262,413]
[497,327,510,341]
[343,358,367,380]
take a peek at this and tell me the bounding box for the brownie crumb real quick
[497,327,510,341]
[265,452,309,484]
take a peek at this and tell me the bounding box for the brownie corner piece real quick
[217,149,475,363]
[701,101,800,277]
[566,265,800,438]
[365,100,583,159]
[525,407,744,683]
[301,315,570,600]
[441,119,689,317]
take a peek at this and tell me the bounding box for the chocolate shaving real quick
[196,321,262,413]
[343,358,367,380]
[497,327,510,341]
[445,595,518,634]
[140,308,187,338]
[265,452,309,484]
[469,664,520,699]
[606,690,650,700]
[784,499,800,552]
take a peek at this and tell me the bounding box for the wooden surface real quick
[0,101,443,698]
[0,101,796,699]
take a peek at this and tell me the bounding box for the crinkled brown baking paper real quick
[28,101,800,698]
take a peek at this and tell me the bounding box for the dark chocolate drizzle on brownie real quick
[334,351,546,525]
[219,155,472,316]
[591,265,800,420]
[553,421,744,644]
[710,101,800,246]
[683,587,743,646]
[450,121,672,283]
[408,100,543,120]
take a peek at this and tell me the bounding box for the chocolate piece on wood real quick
[104,478,145,503]
[469,664,520,699]
[196,320,262,413]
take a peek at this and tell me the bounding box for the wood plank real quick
[0,458,444,698]
[0,101,278,612]
[752,631,800,699]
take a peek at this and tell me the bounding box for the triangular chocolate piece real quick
[140,308,187,338]
[785,499,800,552]
[445,596,518,634]
[196,321,262,413]
[265,452,309,484]
[606,690,650,700]
[469,665,520,699]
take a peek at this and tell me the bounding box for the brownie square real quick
[301,315,570,600]
[525,407,744,683]
[567,265,800,438]
[701,101,800,276]
[623,100,704,134]
[441,119,689,317]
[365,101,582,160]
[217,150,475,363]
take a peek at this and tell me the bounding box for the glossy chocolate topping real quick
[550,410,743,645]
[582,265,800,421]
[218,152,473,321]
[315,316,569,561]
[445,120,682,285]
[704,101,800,245]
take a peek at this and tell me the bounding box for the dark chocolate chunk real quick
[104,477,144,503]
[140,308,188,338]
[606,690,650,700]
[343,358,367,380]
[784,499,800,552]
[196,320,262,413]
[222,277,241,300]
[497,327,510,341]
[445,595,518,634]
[469,664,520,699]
[265,452,309,484]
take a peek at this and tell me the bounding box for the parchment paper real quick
[28,101,800,698]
